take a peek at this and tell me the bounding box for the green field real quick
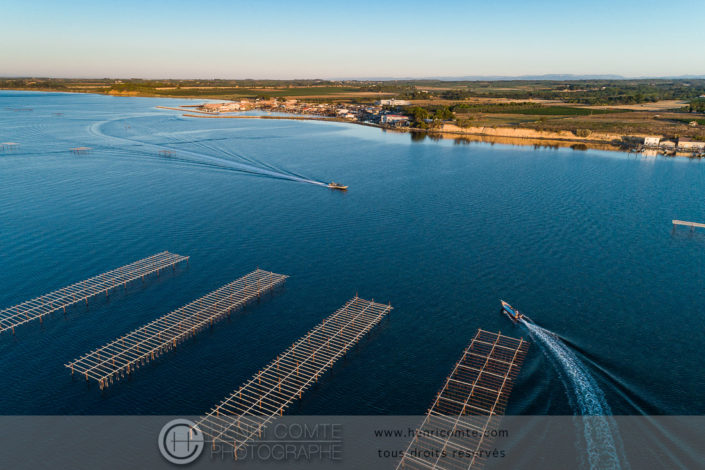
[453,103,626,115]
[3,77,705,105]
[149,86,366,98]
[668,117,705,126]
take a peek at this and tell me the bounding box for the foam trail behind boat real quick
[521,319,626,470]
[89,118,327,186]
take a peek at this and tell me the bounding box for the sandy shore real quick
[182,113,338,122]
[175,110,628,153]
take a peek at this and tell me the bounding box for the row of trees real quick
[0,79,68,89]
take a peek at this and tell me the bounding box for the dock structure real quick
[1,142,19,151]
[672,219,705,231]
[0,251,188,336]
[66,269,288,389]
[397,329,529,470]
[195,297,393,454]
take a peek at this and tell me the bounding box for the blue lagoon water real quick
[1,90,704,418]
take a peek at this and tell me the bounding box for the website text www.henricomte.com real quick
[373,426,509,439]
[373,426,509,461]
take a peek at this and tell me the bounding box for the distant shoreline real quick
[2,89,699,157]
[171,108,626,154]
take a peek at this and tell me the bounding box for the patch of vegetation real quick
[688,98,705,113]
[109,84,365,98]
[0,79,69,90]
[406,106,431,128]
[433,79,705,105]
[668,117,705,126]
[404,106,455,128]
[454,117,475,128]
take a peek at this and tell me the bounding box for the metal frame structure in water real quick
[672,219,705,231]
[195,296,393,455]
[397,329,529,470]
[0,251,189,336]
[66,269,288,389]
[0,142,19,151]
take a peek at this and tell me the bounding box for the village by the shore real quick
[187,98,705,158]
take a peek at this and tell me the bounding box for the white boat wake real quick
[85,117,329,187]
[521,319,627,470]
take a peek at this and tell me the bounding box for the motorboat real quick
[328,182,348,190]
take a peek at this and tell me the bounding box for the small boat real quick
[328,182,348,190]
[500,300,529,324]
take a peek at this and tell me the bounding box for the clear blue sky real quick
[2,0,703,79]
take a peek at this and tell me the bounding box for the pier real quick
[397,329,529,470]
[1,142,19,151]
[672,219,705,231]
[65,269,288,389]
[0,251,188,336]
[195,296,392,453]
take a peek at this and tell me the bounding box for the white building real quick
[377,99,411,106]
[678,139,705,151]
[643,136,660,147]
[380,114,409,125]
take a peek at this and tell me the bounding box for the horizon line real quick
[2,74,705,82]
